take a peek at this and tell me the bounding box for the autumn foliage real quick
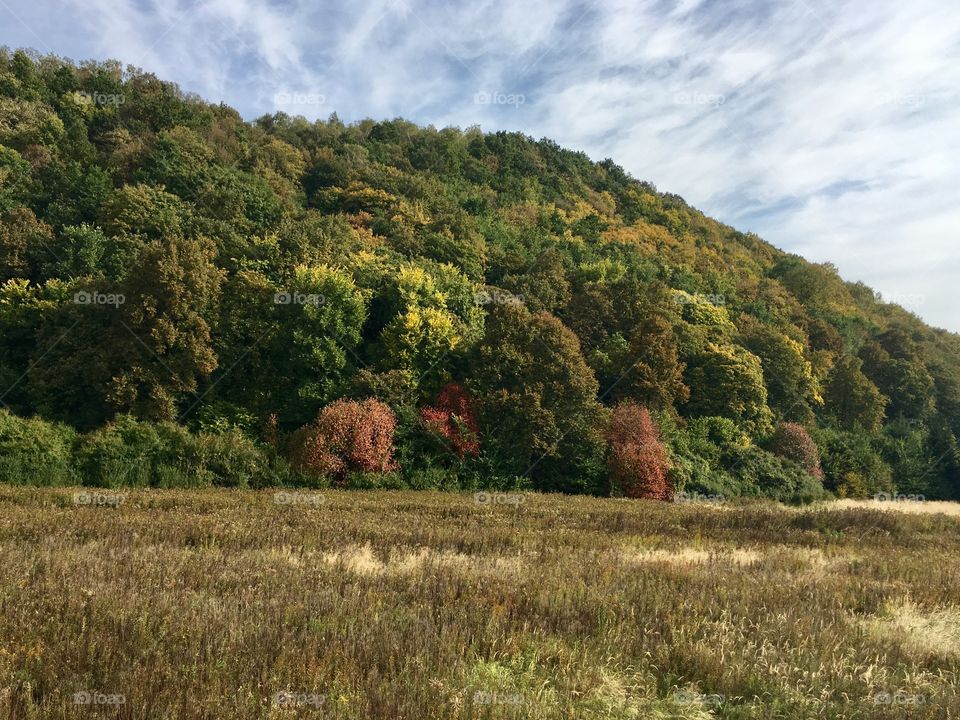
[420,383,480,457]
[289,398,398,479]
[606,401,671,500]
[769,422,824,479]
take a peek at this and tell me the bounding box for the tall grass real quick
[0,487,957,718]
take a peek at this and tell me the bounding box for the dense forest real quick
[1,48,959,501]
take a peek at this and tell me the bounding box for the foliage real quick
[419,382,480,458]
[288,398,399,480]
[469,302,605,492]
[606,402,671,499]
[768,422,824,479]
[0,51,958,499]
[0,409,76,485]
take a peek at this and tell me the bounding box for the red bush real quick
[769,422,823,478]
[606,401,671,500]
[289,398,398,479]
[420,382,480,458]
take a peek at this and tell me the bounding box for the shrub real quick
[76,416,165,487]
[76,416,202,487]
[724,445,826,504]
[0,410,77,485]
[195,428,266,488]
[343,471,406,490]
[769,422,824,479]
[288,398,398,480]
[814,428,893,498]
[420,382,480,458]
[606,401,671,500]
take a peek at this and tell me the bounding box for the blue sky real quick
[3,0,958,330]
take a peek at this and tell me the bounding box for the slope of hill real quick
[1,48,958,499]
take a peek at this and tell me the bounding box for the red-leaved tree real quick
[420,382,480,457]
[769,422,824,478]
[289,398,398,479]
[606,401,671,500]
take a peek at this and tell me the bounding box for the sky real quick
[2,0,958,330]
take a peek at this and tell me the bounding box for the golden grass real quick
[819,498,960,517]
[865,598,960,659]
[0,486,958,718]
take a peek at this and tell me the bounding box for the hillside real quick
[1,48,959,500]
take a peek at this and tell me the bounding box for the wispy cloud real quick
[2,0,958,329]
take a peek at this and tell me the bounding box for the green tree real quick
[685,342,773,436]
[107,233,224,420]
[823,356,887,432]
[740,319,820,422]
[469,302,605,492]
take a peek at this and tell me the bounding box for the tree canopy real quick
[1,48,958,499]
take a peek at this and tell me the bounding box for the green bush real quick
[724,445,827,504]
[814,427,893,498]
[194,429,267,488]
[76,415,157,487]
[661,414,744,498]
[76,416,201,487]
[0,409,77,485]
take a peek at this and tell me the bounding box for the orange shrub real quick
[289,398,398,479]
[606,401,671,500]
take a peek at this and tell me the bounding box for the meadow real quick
[0,487,958,719]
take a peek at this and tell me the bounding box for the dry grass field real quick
[0,488,958,719]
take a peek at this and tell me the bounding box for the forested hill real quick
[2,48,959,500]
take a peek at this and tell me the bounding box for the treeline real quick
[1,49,959,500]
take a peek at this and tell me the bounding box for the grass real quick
[0,488,958,718]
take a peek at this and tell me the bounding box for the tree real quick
[272,264,369,424]
[469,302,605,491]
[596,314,689,410]
[859,337,934,420]
[685,342,773,436]
[769,422,823,478]
[98,183,186,242]
[823,356,887,432]
[0,145,31,213]
[740,319,820,421]
[606,401,671,499]
[0,207,53,282]
[371,261,481,390]
[107,233,224,420]
[288,398,398,480]
[420,382,480,458]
